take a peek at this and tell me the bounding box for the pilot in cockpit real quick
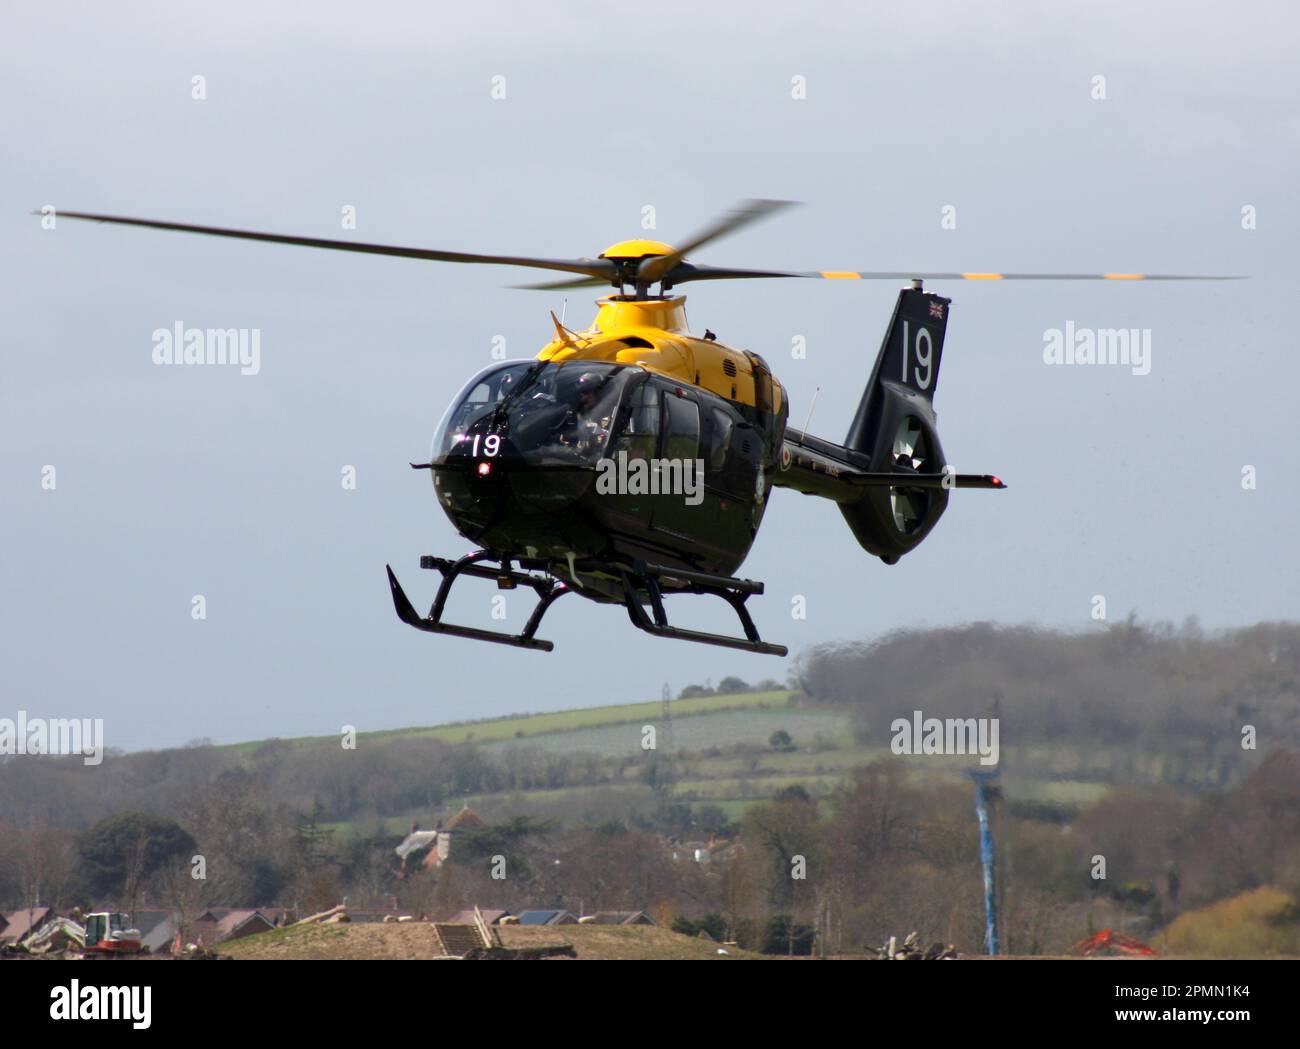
[555,372,611,450]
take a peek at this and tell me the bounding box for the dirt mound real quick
[219,921,439,960]
[219,921,760,960]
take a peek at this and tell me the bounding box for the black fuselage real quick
[430,361,785,599]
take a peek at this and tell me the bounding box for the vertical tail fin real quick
[845,284,950,453]
[840,285,953,562]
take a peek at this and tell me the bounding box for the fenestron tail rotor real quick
[889,418,932,535]
[47,203,1242,291]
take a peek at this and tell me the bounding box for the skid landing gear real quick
[386,551,787,656]
[386,551,570,652]
[617,560,787,656]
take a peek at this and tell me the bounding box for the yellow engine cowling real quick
[535,296,784,419]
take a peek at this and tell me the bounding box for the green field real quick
[481,707,850,758]
[226,689,799,751]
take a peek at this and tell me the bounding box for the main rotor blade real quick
[794,271,1244,281]
[663,263,805,284]
[51,210,619,281]
[666,265,1243,285]
[51,210,1242,289]
[511,275,610,291]
[637,199,799,284]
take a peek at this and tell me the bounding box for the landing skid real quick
[385,551,787,656]
[386,552,569,651]
[616,560,787,656]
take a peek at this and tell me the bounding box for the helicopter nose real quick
[508,465,591,511]
[434,459,592,521]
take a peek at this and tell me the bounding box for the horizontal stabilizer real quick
[845,471,1006,490]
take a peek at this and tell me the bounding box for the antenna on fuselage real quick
[549,310,589,350]
[801,385,822,435]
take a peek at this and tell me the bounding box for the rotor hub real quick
[596,241,680,295]
[599,239,675,261]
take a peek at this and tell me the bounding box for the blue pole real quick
[968,770,999,956]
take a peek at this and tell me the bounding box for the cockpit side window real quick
[709,408,733,472]
[614,378,661,461]
[663,392,700,462]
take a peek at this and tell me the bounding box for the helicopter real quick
[55,201,1233,656]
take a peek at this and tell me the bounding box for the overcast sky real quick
[2,1,1297,749]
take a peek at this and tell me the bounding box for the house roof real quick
[131,910,176,936]
[132,910,180,952]
[195,908,230,922]
[445,807,485,831]
[0,907,52,944]
[587,911,656,926]
[218,910,274,937]
[517,909,574,926]
[193,908,277,941]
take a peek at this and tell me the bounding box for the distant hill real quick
[220,688,800,752]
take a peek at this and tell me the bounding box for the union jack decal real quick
[929,301,945,319]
